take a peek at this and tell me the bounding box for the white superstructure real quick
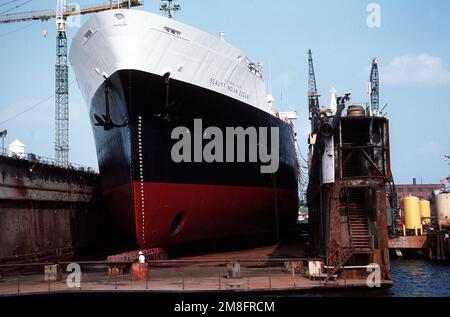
[69,9,273,115]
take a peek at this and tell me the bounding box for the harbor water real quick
[294,259,450,297]
[389,259,450,297]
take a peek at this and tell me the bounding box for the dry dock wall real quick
[0,155,105,262]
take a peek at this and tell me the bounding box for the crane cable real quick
[0,0,33,14]
[0,94,54,125]
[0,0,21,8]
[0,19,37,37]
[0,81,76,125]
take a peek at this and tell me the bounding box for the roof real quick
[8,139,25,147]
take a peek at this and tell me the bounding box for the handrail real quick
[326,247,354,278]
[0,147,97,173]
[0,257,324,269]
[344,188,354,248]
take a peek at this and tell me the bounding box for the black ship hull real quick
[90,70,299,248]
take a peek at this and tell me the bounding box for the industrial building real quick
[395,180,443,201]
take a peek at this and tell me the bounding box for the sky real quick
[0,0,449,184]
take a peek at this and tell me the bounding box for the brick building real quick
[395,180,443,201]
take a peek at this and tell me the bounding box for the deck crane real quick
[308,49,320,133]
[307,49,321,172]
[0,0,143,166]
[368,57,380,116]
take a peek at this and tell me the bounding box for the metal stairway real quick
[325,247,354,283]
[346,188,372,250]
[325,188,374,283]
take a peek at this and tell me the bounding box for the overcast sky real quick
[0,0,449,184]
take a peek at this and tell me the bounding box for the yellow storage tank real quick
[436,193,450,229]
[419,199,431,225]
[403,196,422,235]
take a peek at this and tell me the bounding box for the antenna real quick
[160,0,181,19]
[266,63,274,109]
[268,62,272,95]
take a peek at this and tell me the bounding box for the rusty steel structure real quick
[306,56,393,283]
[427,232,450,261]
[307,114,392,282]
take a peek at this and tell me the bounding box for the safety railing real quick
[0,257,373,294]
[0,147,97,173]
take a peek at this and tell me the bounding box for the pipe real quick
[324,265,379,269]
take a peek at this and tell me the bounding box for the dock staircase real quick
[325,247,354,283]
[346,188,373,250]
[325,188,374,283]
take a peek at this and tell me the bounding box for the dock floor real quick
[0,242,392,295]
[0,267,392,295]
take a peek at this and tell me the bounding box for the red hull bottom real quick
[105,182,298,248]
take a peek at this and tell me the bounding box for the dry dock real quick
[0,137,394,295]
[0,116,394,295]
[0,244,392,295]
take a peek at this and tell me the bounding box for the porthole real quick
[114,13,126,24]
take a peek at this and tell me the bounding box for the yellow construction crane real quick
[0,0,143,166]
[0,1,143,24]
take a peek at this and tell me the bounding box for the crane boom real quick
[307,49,321,174]
[308,49,320,130]
[370,57,380,114]
[0,0,143,24]
[308,49,318,97]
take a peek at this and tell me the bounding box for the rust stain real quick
[13,178,28,198]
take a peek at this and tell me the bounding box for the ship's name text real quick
[209,77,249,100]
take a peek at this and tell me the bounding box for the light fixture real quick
[159,0,181,19]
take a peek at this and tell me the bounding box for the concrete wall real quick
[0,202,73,258]
[0,156,105,262]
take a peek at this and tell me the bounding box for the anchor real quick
[94,77,128,131]
[154,72,181,122]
